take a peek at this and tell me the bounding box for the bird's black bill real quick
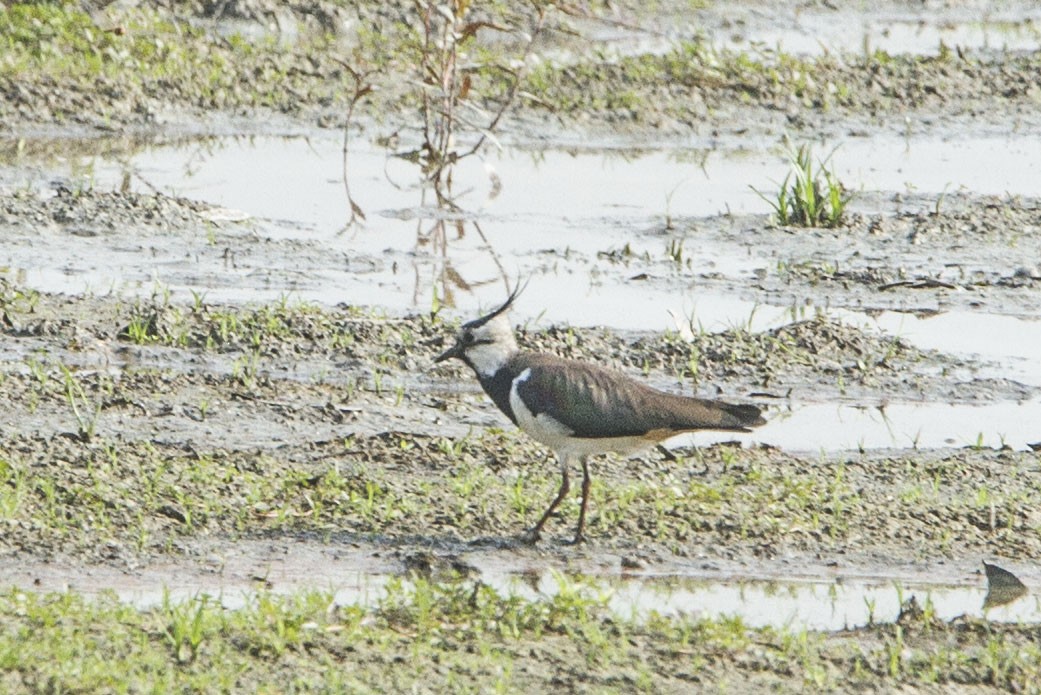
[435,341,463,363]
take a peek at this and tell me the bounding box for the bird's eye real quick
[461,331,475,345]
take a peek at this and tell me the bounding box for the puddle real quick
[3,133,1041,454]
[538,574,1041,631]
[572,4,1041,62]
[5,131,1041,315]
[855,311,1041,386]
[721,9,1041,58]
[750,400,1041,453]
[666,305,1041,387]
[5,547,1037,632]
[2,135,777,310]
[833,135,1041,197]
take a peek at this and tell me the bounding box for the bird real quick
[435,284,766,544]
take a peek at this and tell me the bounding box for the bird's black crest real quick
[463,279,528,329]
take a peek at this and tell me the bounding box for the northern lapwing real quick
[435,285,766,544]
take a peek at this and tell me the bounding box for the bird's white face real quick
[436,313,518,377]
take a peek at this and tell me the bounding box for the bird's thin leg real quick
[527,458,570,544]
[571,457,592,545]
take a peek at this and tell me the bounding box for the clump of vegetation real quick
[2,576,1041,692]
[0,2,352,123]
[756,143,850,228]
[0,277,39,326]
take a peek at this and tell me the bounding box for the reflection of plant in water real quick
[412,202,510,310]
[338,63,376,229]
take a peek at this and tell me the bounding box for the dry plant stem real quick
[413,0,550,205]
[416,0,461,200]
[460,6,549,162]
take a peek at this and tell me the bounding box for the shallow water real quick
[9,551,1038,631]
[531,573,1040,631]
[750,400,1041,452]
[4,131,1041,453]
[723,9,1041,58]
[42,131,1041,223]
[7,131,1041,317]
[582,3,1041,59]
[149,576,1041,631]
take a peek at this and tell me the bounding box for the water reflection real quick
[493,570,1041,631]
[983,561,1029,611]
[17,562,1041,632]
[8,132,1041,312]
[749,400,1041,453]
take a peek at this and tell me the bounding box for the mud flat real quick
[2,0,1041,691]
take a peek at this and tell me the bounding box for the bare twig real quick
[461,6,549,161]
[409,0,552,205]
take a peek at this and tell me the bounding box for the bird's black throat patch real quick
[476,366,519,426]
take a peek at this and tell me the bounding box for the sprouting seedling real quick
[60,365,101,442]
[752,142,851,228]
[863,596,877,626]
[663,181,686,231]
[933,183,952,216]
[666,238,684,264]
[190,289,207,312]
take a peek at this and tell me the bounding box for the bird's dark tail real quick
[655,394,767,433]
[715,401,766,431]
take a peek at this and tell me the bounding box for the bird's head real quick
[436,283,524,377]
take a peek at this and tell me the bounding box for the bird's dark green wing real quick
[513,353,763,439]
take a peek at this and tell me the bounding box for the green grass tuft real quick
[755,143,851,228]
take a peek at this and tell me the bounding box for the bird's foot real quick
[521,528,543,546]
[565,533,587,546]
[655,444,677,462]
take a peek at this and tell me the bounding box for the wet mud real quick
[2,0,1041,691]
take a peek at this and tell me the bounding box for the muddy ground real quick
[2,0,1041,692]
[0,280,1038,566]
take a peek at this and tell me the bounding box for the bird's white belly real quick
[509,369,654,460]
